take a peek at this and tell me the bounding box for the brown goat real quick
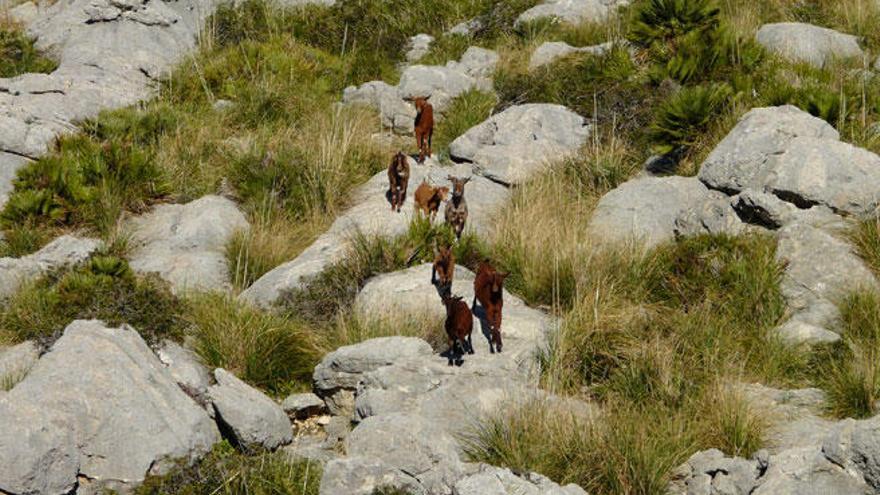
[432,245,455,298]
[442,293,474,366]
[444,175,470,239]
[413,96,434,163]
[472,261,509,354]
[387,151,410,212]
[414,180,449,222]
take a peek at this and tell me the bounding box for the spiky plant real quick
[629,0,722,46]
[649,83,732,155]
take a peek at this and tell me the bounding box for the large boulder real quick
[588,176,722,247]
[0,320,219,492]
[319,456,426,495]
[756,23,864,68]
[776,222,878,330]
[312,336,433,415]
[209,368,293,451]
[156,340,213,400]
[529,40,615,70]
[126,195,249,294]
[698,105,839,195]
[239,159,509,308]
[0,234,102,299]
[517,0,629,26]
[449,104,591,185]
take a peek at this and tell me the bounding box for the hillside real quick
[3,0,880,494]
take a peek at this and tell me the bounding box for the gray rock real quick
[343,80,416,134]
[283,435,339,464]
[0,234,102,299]
[447,46,500,81]
[239,159,509,308]
[765,136,880,216]
[588,176,719,247]
[319,456,426,495]
[448,18,483,36]
[345,412,465,494]
[776,222,878,329]
[455,465,588,494]
[756,23,864,68]
[354,263,551,362]
[517,0,629,26]
[156,340,213,399]
[0,152,30,207]
[774,320,841,346]
[823,415,880,490]
[731,189,799,229]
[753,446,870,494]
[398,63,481,111]
[282,392,326,419]
[212,98,234,111]
[209,368,293,451]
[312,337,433,415]
[0,320,219,492]
[698,106,839,195]
[406,33,435,63]
[450,103,591,185]
[126,195,249,294]
[674,192,746,238]
[529,40,615,70]
[0,340,39,390]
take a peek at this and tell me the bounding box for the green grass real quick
[0,24,57,77]
[186,293,322,396]
[136,441,321,495]
[0,256,185,347]
[852,215,880,277]
[432,89,497,155]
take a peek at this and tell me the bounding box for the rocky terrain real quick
[4,0,880,494]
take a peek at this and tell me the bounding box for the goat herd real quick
[387,95,510,366]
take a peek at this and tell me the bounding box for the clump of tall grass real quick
[432,90,497,155]
[0,22,57,77]
[851,215,880,277]
[136,441,321,495]
[187,293,322,395]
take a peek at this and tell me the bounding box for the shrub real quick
[137,441,321,495]
[0,257,184,346]
[0,26,57,77]
[648,83,732,155]
[187,293,322,395]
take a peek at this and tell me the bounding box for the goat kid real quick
[412,96,434,163]
[444,175,470,239]
[431,245,455,298]
[387,151,410,212]
[414,180,449,222]
[472,261,509,354]
[442,293,474,366]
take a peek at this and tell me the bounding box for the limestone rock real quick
[343,80,416,134]
[0,235,102,299]
[209,368,293,451]
[0,340,39,389]
[0,320,219,492]
[156,340,213,400]
[673,192,746,238]
[239,159,509,308]
[448,18,483,36]
[455,466,588,494]
[756,23,864,68]
[517,0,629,26]
[698,105,839,195]
[319,456,426,495]
[774,320,841,346]
[126,195,249,294]
[282,392,326,419]
[589,176,718,247]
[406,33,435,63]
[449,103,591,185]
[529,40,615,70]
[313,337,433,415]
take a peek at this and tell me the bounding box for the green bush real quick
[0,27,57,77]
[0,257,184,346]
[649,83,732,155]
[137,441,321,495]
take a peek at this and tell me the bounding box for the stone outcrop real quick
[0,320,220,493]
[0,235,102,299]
[126,195,249,294]
[209,368,293,451]
[449,103,591,185]
[529,40,615,70]
[516,0,629,26]
[756,22,864,68]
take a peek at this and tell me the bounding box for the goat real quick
[432,245,455,298]
[414,180,449,222]
[444,175,470,239]
[387,151,410,212]
[442,293,474,366]
[472,261,509,354]
[413,96,434,163]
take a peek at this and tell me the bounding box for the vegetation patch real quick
[0,24,57,77]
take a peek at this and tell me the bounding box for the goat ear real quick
[446,175,454,181]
